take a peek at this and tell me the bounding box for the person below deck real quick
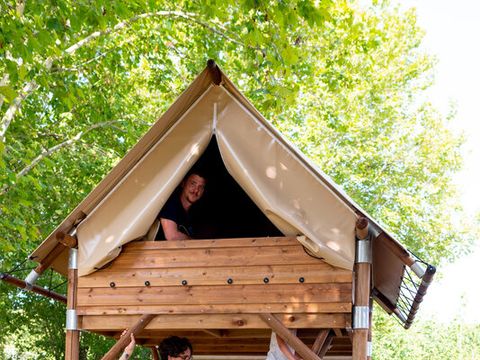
[119,334,193,360]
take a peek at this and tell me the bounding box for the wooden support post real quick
[151,346,160,360]
[101,314,156,360]
[318,332,334,359]
[353,217,371,360]
[367,297,373,360]
[311,329,329,355]
[65,248,79,360]
[259,313,320,360]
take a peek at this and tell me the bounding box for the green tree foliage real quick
[373,310,480,359]
[0,0,476,358]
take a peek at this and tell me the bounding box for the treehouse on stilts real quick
[2,61,436,360]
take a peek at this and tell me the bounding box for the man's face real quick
[181,174,206,206]
[168,347,192,360]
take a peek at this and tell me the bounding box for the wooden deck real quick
[77,237,353,356]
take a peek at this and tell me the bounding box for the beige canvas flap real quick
[214,86,356,270]
[76,88,216,276]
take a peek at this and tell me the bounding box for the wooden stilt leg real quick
[260,313,320,360]
[65,248,79,360]
[352,217,371,360]
[367,297,373,360]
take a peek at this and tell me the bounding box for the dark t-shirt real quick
[155,192,193,240]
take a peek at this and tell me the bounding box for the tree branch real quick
[1,120,123,196]
[65,10,247,55]
[0,10,250,142]
[0,81,38,143]
[0,74,9,111]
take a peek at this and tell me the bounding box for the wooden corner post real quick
[65,246,79,360]
[353,217,372,360]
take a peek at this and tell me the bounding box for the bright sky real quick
[392,0,480,323]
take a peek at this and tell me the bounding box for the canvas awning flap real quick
[30,66,218,275]
[215,87,356,269]
[75,89,216,276]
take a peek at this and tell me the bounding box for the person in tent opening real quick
[155,169,207,240]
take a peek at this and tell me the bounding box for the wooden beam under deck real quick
[93,328,354,357]
[77,302,351,316]
[81,313,349,331]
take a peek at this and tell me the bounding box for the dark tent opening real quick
[187,136,283,239]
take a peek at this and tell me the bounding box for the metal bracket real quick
[68,248,78,270]
[24,270,40,289]
[68,226,77,238]
[353,306,370,329]
[410,261,426,278]
[66,309,78,330]
[355,239,372,264]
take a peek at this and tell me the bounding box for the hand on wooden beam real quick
[119,333,136,360]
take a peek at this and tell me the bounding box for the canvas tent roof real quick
[30,61,431,323]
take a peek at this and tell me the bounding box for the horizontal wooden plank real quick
[122,329,274,340]
[107,246,321,270]
[80,313,349,330]
[77,302,352,315]
[125,237,299,251]
[105,328,344,340]
[77,283,352,306]
[146,342,271,353]
[78,264,351,288]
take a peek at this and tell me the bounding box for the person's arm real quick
[160,218,191,240]
[276,335,303,360]
[119,333,136,359]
